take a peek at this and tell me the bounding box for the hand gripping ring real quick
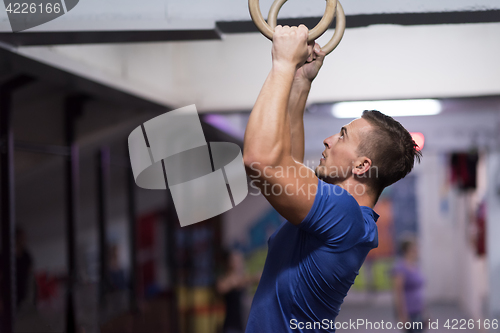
[248,0,346,55]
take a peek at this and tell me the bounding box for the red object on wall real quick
[366,198,394,260]
[36,272,58,301]
[474,201,487,256]
[450,152,478,190]
[410,132,425,151]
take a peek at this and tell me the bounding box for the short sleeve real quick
[298,178,365,251]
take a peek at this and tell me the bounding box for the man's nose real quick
[323,135,335,148]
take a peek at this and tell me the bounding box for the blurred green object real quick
[246,247,268,295]
[352,265,366,290]
[373,259,394,291]
[246,247,267,273]
[245,251,396,293]
[351,258,395,291]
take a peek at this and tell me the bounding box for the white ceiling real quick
[15,22,500,112]
[2,0,500,31]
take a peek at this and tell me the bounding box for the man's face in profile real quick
[315,118,372,184]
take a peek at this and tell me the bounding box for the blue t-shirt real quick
[246,179,379,332]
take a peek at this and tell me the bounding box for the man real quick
[243,25,421,332]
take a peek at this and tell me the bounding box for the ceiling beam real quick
[1,9,498,46]
[0,28,221,46]
[0,43,171,110]
[217,9,500,33]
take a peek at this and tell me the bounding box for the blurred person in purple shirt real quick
[393,236,426,333]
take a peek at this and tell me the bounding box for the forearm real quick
[288,78,311,163]
[244,63,296,166]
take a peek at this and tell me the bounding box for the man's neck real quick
[332,178,377,208]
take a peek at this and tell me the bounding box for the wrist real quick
[272,61,297,76]
[293,76,312,90]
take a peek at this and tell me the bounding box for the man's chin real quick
[315,166,327,180]
[315,166,339,184]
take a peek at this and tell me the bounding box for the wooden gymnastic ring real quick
[248,0,346,55]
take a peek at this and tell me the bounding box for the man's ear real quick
[352,157,372,177]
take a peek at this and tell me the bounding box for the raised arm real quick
[288,43,325,163]
[243,25,322,225]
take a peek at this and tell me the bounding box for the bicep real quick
[247,157,318,225]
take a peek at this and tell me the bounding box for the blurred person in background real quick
[14,227,36,312]
[0,226,37,331]
[393,235,426,333]
[0,227,36,311]
[108,244,127,291]
[216,250,261,333]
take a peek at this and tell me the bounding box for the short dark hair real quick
[358,110,422,194]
